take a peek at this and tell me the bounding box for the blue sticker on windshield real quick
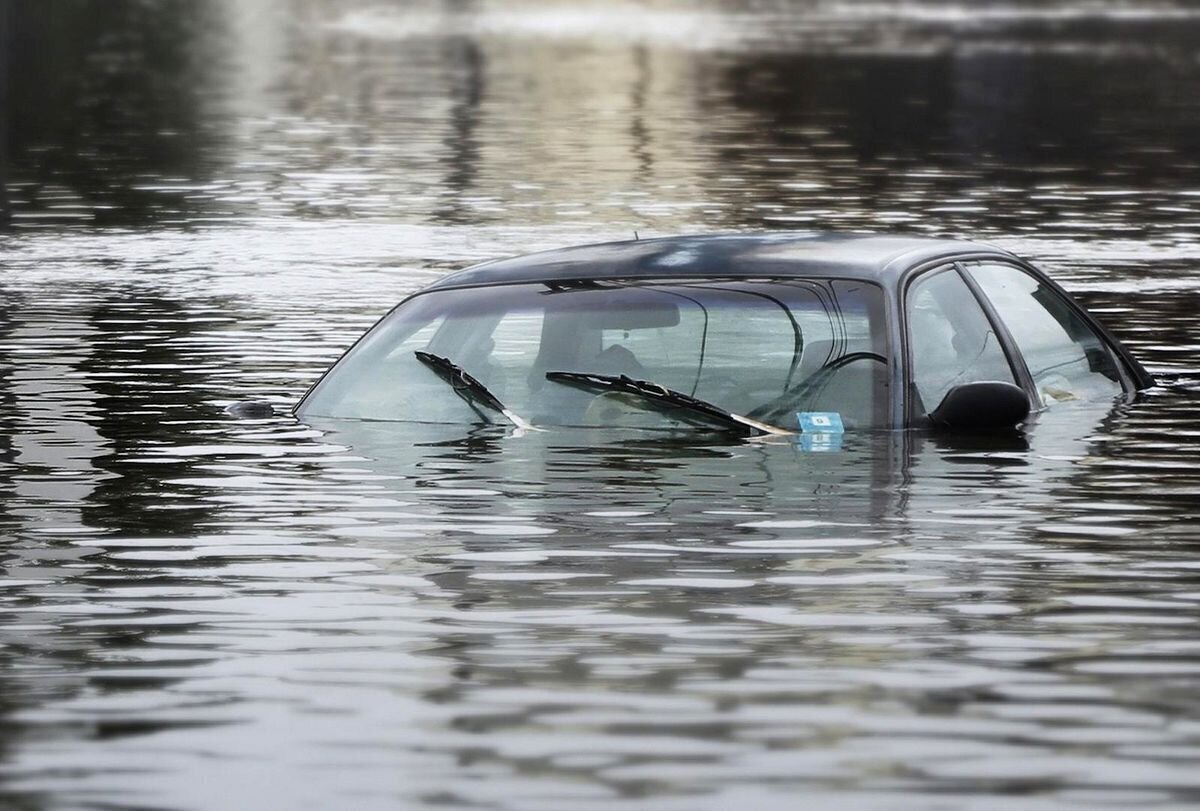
[797,412,845,434]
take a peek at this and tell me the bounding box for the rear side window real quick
[906,268,1016,414]
[965,263,1124,406]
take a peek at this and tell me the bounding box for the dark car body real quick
[295,233,1152,433]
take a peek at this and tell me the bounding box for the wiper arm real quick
[415,351,535,431]
[746,351,886,424]
[545,371,791,437]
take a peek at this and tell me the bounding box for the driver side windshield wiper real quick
[415,351,535,431]
[545,371,792,437]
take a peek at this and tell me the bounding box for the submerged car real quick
[294,233,1152,436]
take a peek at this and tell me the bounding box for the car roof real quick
[425,232,1016,292]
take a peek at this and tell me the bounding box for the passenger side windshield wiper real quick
[545,371,791,437]
[415,351,535,431]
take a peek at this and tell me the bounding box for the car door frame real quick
[897,253,1151,428]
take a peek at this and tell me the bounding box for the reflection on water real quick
[8,0,1200,240]
[3,1,1200,808]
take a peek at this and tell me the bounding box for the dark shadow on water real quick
[432,35,486,226]
[78,292,233,537]
[0,2,11,227]
[924,429,1031,457]
[702,45,1200,230]
[5,0,221,224]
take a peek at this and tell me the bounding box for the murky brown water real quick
[3,1,1200,809]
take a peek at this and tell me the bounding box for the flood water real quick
[3,1,1200,808]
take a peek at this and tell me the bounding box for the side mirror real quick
[929,381,1030,433]
[225,401,277,419]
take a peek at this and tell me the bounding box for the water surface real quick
[3,2,1200,809]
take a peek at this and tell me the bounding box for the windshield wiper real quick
[746,351,886,425]
[415,351,535,431]
[545,371,791,437]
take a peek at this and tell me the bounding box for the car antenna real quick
[633,230,639,240]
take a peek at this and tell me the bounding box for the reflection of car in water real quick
[293,234,1152,436]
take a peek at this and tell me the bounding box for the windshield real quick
[298,279,890,431]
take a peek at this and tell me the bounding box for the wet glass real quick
[967,262,1127,406]
[907,267,1018,412]
[298,279,890,430]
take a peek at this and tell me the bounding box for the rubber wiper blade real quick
[415,351,535,431]
[545,371,791,437]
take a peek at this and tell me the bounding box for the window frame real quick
[958,259,1144,399]
[900,261,1029,426]
[899,255,1148,426]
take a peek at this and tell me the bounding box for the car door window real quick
[965,263,1124,405]
[906,268,1017,414]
